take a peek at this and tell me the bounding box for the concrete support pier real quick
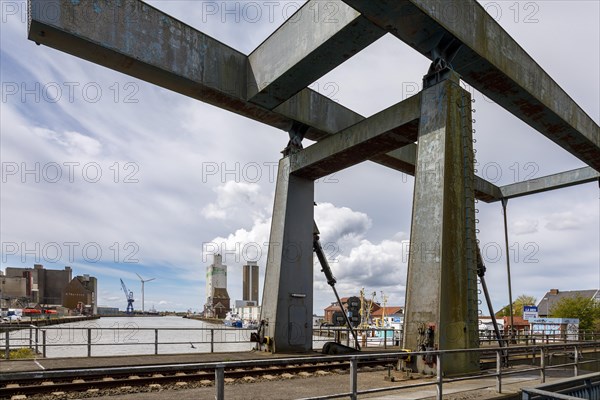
[403,71,479,375]
[260,158,314,352]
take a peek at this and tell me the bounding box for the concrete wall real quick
[0,275,27,298]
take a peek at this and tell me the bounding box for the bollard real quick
[87,328,92,357]
[5,330,9,360]
[215,364,225,400]
[496,350,502,393]
[349,357,358,400]
[436,353,443,400]
[210,329,214,353]
[42,330,46,358]
[154,329,158,355]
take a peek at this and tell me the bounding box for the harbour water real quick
[6,316,256,358]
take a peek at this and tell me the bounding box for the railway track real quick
[0,357,394,398]
[3,344,596,398]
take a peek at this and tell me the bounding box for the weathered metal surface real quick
[274,88,363,140]
[403,72,479,375]
[248,0,385,109]
[290,95,420,179]
[26,0,355,141]
[499,167,600,200]
[371,144,503,203]
[26,0,503,202]
[341,0,600,170]
[260,158,314,352]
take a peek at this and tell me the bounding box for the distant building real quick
[371,306,404,327]
[3,264,72,305]
[63,275,97,315]
[204,254,231,318]
[242,262,259,304]
[97,306,120,315]
[0,270,27,298]
[537,288,599,317]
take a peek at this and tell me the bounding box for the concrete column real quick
[260,157,314,352]
[403,71,479,375]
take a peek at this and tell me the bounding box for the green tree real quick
[495,294,537,317]
[550,295,600,331]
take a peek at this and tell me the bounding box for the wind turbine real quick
[135,273,155,314]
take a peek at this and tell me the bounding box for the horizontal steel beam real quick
[27,0,362,142]
[27,0,503,202]
[370,145,503,203]
[497,167,599,201]
[342,0,600,171]
[248,0,385,109]
[290,95,420,179]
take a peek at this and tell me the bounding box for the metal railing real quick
[2,325,48,359]
[2,341,599,400]
[522,372,600,399]
[1,325,406,358]
[2,324,598,359]
[1,325,258,358]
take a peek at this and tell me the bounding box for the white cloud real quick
[511,219,539,235]
[545,212,584,231]
[33,128,102,157]
[201,181,270,225]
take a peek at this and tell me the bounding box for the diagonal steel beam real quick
[248,0,385,110]
[497,167,599,201]
[27,0,503,202]
[290,94,420,180]
[342,0,600,171]
[26,0,362,142]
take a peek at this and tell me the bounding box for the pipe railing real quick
[2,325,599,359]
[2,342,599,400]
[1,325,261,358]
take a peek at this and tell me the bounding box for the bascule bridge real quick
[27,0,599,374]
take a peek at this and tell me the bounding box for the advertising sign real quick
[523,305,538,320]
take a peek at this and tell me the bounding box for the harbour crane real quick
[120,279,134,315]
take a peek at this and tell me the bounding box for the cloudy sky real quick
[1,1,598,315]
